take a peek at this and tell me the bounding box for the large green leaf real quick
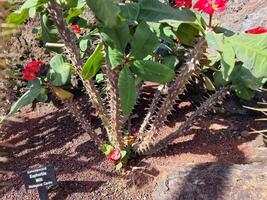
[176,23,199,46]
[101,21,130,53]
[220,43,235,81]
[108,47,124,69]
[86,0,120,28]
[226,34,267,78]
[5,9,29,25]
[206,32,235,81]
[119,3,140,22]
[48,54,71,86]
[119,68,137,116]
[7,79,41,117]
[162,56,179,70]
[82,43,104,80]
[41,14,60,52]
[206,32,224,51]
[132,60,175,83]
[131,21,158,59]
[138,0,196,23]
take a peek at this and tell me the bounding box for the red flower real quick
[193,0,227,15]
[175,0,192,8]
[22,61,44,81]
[245,26,267,34]
[24,61,43,73]
[22,71,37,81]
[71,25,81,34]
[107,149,121,161]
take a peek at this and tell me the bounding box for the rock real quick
[153,162,267,200]
[216,0,267,32]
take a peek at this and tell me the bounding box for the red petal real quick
[245,26,267,34]
[23,70,36,81]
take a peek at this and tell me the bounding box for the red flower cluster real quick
[71,25,81,34]
[107,149,121,161]
[175,0,192,8]
[22,61,44,81]
[245,26,267,34]
[193,0,227,15]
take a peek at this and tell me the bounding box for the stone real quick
[153,162,267,200]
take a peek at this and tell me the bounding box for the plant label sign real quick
[22,166,57,200]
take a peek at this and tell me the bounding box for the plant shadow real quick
[0,101,114,199]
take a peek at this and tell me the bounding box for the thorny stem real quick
[64,100,103,146]
[47,0,110,135]
[102,63,124,150]
[138,84,165,135]
[133,38,207,154]
[144,86,231,155]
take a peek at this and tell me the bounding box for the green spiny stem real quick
[47,0,110,135]
[141,86,231,155]
[133,38,206,153]
[151,38,206,132]
[134,38,206,152]
[138,84,165,135]
[102,65,124,150]
[64,100,103,146]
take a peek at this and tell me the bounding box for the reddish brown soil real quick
[0,92,264,199]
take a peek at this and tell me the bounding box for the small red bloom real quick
[71,25,81,34]
[22,61,44,81]
[245,26,267,34]
[175,0,192,8]
[193,0,227,15]
[22,70,37,81]
[24,61,43,73]
[107,149,121,161]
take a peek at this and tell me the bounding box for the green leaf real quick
[48,54,71,86]
[213,70,228,87]
[41,14,60,52]
[132,60,175,84]
[108,47,124,69]
[131,21,158,59]
[56,0,86,8]
[86,0,120,28]
[203,76,215,91]
[206,32,224,51]
[120,150,127,159]
[138,0,196,23]
[101,21,130,52]
[96,73,104,83]
[230,63,265,90]
[66,8,84,23]
[176,23,199,46]
[226,34,267,78]
[119,3,140,22]
[7,79,41,117]
[79,35,91,52]
[162,56,179,70]
[235,85,255,100]
[5,9,29,25]
[119,68,137,116]
[99,144,113,156]
[115,161,123,171]
[82,43,104,80]
[51,86,74,100]
[221,43,235,81]
[36,87,48,102]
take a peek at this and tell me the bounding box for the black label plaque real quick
[22,166,57,200]
[22,166,57,189]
